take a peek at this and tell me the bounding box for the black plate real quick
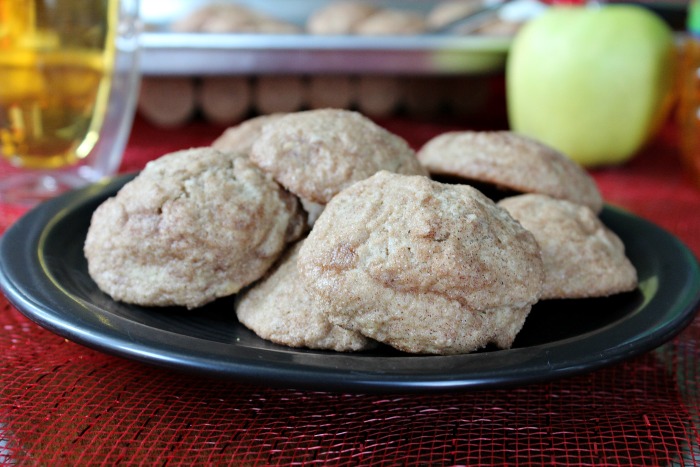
[1,174,699,393]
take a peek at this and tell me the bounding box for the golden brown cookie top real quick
[498,194,637,299]
[297,171,544,354]
[250,109,428,204]
[84,147,305,309]
[236,241,377,352]
[417,131,604,213]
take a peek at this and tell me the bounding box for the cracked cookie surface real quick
[236,240,377,352]
[297,171,544,355]
[84,147,305,309]
[499,194,637,299]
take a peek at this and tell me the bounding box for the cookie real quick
[170,4,244,32]
[417,131,603,213]
[84,147,305,309]
[306,1,379,35]
[427,0,484,30]
[355,9,428,35]
[212,113,287,155]
[249,109,428,204]
[214,113,327,226]
[297,171,544,355]
[236,241,376,352]
[172,3,300,34]
[250,18,301,35]
[498,194,638,299]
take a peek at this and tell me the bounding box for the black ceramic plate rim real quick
[1,173,699,393]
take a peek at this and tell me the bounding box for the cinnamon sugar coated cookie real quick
[498,194,637,299]
[250,109,428,204]
[84,147,305,309]
[297,171,544,355]
[417,131,603,213]
[236,241,377,351]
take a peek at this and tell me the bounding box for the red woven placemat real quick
[1,115,699,466]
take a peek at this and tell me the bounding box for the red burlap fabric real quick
[1,114,699,466]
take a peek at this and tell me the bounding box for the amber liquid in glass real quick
[0,0,116,170]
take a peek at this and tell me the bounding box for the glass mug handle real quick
[83,0,141,183]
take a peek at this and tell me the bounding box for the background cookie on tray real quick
[171,3,300,34]
[297,171,544,355]
[306,1,379,35]
[417,131,603,213]
[354,9,428,35]
[498,194,638,299]
[84,147,305,309]
[236,241,377,352]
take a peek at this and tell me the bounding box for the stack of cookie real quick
[84,108,637,355]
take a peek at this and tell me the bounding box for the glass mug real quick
[0,0,140,206]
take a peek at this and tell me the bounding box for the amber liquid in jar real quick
[0,0,116,170]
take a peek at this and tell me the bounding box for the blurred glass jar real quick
[680,0,700,188]
[0,0,140,206]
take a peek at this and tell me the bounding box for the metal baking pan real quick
[138,0,512,76]
[138,33,511,76]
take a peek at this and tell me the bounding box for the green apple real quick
[506,5,676,167]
